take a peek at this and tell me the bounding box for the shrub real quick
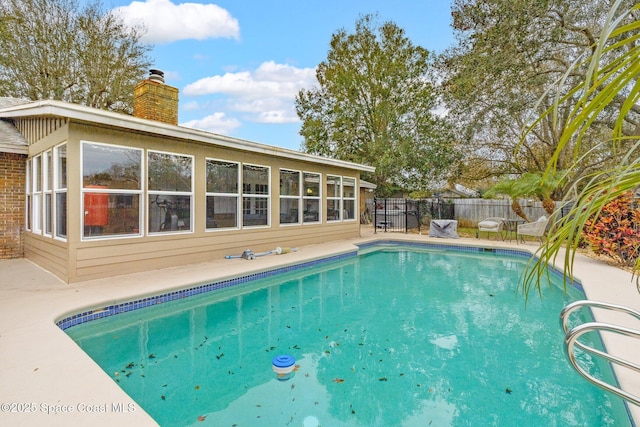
[582,191,640,267]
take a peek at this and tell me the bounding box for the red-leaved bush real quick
[582,191,640,267]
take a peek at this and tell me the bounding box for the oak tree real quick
[296,14,460,196]
[439,0,640,195]
[0,0,151,113]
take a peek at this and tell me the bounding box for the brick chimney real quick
[133,69,179,125]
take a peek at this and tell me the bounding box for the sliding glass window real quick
[54,143,67,239]
[31,155,42,233]
[43,150,53,236]
[280,169,301,225]
[148,150,193,234]
[302,172,321,223]
[326,175,341,221]
[343,177,356,220]
[206,159,239,230]
[242,164,270,227]
[82,142,142,239]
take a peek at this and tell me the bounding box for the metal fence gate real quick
[367,198,455,233]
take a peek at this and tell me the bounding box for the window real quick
[242,164,269,227]
[25,159,31,231]
[43,150,53,236]
[280,169,300,225]
[326,175,341,221]
[148,150,193,234]
[32,155,42,233]
[343,177,356,220]
[54,144,67,239]
[302,172,321,223]
[206,159,239,229]
[82,142,142,239]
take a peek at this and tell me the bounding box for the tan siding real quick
[69,222,360,282]
[24,235,68,280]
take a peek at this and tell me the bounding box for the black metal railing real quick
[369,198,455,233]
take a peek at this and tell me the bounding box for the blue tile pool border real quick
[361,239,583,291]
[56,250,357,331]
[56,240,582,331]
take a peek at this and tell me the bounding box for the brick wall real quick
[0,152,26,258]
[133,80,179,125]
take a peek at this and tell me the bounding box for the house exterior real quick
[0,73,374,283]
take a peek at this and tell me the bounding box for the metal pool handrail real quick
[560,300,640,407]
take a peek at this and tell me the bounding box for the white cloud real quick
[182,61,317,124]
[113,0,239,43]
[181,112,241,134]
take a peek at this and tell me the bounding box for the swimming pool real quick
[64,243,631,426]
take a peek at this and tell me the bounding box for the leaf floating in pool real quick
[194,385,200,390]
[324,350,331,355]
[162,384,167,387]
[125,362,135,369]
[291,383,295,390]
[379,377,388,381]
[125,372,132,377]
[505,387,512,394]
[489,294,495,297]
[293,364,301,371]
[197,415,207,422]
[148,354,156,359]
[332,378,344,383]
[216,353,224,360]
[160,395,165,400]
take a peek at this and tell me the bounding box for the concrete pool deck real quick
[1,229,639,426]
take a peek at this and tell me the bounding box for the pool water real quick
[66,246,631,426]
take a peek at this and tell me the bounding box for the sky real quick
[100,0,456,151]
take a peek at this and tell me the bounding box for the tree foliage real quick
[295,14,460,196]
[521,1,640,297]
[0,0,151,113]
[439,0,640,195]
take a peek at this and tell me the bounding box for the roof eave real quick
[0,100,376,173]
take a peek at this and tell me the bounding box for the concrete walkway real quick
[1,229,639,426]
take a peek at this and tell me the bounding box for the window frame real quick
[342,176,357,221]
[147,149,194,235]
[31,154,42,233]
[241,163,271,228]
[53,143,67,241]
[326,174,342,222]
[81,141,144,241]
[279,168,301,226]
[42,149,53,236]
[205,158,240,231]
[302,171,322,224]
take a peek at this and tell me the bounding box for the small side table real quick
[502,219,524,242]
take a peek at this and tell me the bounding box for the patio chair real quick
[477,217,505,240]
[517,216,549,243]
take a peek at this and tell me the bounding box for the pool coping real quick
[1,231,639,426]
